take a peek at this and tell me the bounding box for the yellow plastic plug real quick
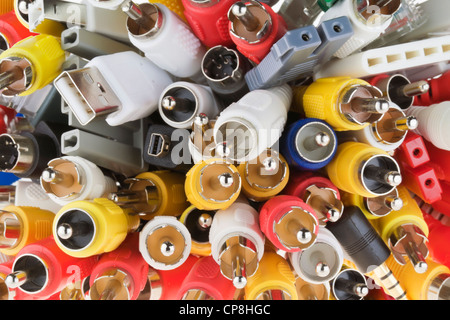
[244,249,298,300]
[0,205,55,256]
[0,34,66,96]
[386,255,450,300]
[300,77,388,131]
[237,149,289,202]
[109,170,189,220]
[326,142,402,198]
[1,0,14,15]
[179,205,214,257]
[185,158,241,211]
[53,198,140,258]
[374,186,429,274]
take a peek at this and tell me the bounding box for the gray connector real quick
[61,128,148,177]
[245,16,354,91]
[61,27,141,61]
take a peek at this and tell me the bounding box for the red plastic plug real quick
[393,132,442,204]
[228,1,287,64]
[88,233,149,300]
[394,132,430,169]
[400,163,442,204]
[158,254,200,300]
[283,170,343,224]
[0,11,36,50]
[259,195,319,252]
[0,105,17,134]
[175,255,236,300]
[423,212,450,269]
[181,0,238,48]
[424,139,450,183]
[414,71,450,107]
[5,236,99,300]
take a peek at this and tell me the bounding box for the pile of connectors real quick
[0,0,449,301]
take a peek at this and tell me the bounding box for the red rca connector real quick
[394,132,442,204]
[227,0,287,64]
[157,254,200,300]
[88,233,149,300]
[259,195,319,252]
[181,0,238,48]
[5,236,98,300]
[0,10,36,51]
[414,71,450,107]
[175,255,236,300]
[283,171,343,224]
[423,212,450,269]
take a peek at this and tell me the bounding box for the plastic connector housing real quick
[27,0,130,43]
[125,2,206,80]
[315,35,450,80]
[281,118,337,171]
[415,71,450,107]
[9,236,98,300]
[143,123,192,172]
[89,233,149,300]
[407,102,450,151]
[213,85,292,163]
[228,0,288,64]
[245,16,353,91]
[181,0,238,48]
[0,10,36,50]
[61,26,140,61]
[60,128,148,178]
[54,51,173,127]
[176,255,236,300]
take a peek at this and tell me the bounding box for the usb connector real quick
[54,51,173,126]
[55,66,120,126]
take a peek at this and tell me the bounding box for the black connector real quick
[201,46,250,108]
[326,206,408,300]
[0,121,67,180]
[143,123,192,172]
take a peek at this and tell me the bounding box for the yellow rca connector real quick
[185,158,241,211]
[244,249,298,300]
[1,0,14,15]
[340,188,404,221]
[108,170,189,220]
[13,0,65,36]
[374,186,430,274]
[52,198,140,258]
[237,149,289,202]
[149,0,186,22]
[0,34,66,96]
[0,205,55,256]
[326,142,402,198]
[299,77,389,131]
[179,205,215,256]
[386,255,450,300]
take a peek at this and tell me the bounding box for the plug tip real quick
[41,168,59,183]
[414,261,428,274]
[354,284,369,298]
[5,271,27,289]
[297,228,312,244]
[218,173,234,188]
[262,157,277,172]
[194,113,209,127]
[198,213,213,229]
[233,275,247,289]
[57,223,74,240]
[315,132,331,147]
[386,197,403,211]
[326,207,341,222]
[315,262,331,278]
[161,241,175,257]
[385,172,402,187]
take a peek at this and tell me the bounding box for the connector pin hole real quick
[413,148,422,158]
[425,179,434,188]
[333,24,342,33]
[302,34,310,41]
